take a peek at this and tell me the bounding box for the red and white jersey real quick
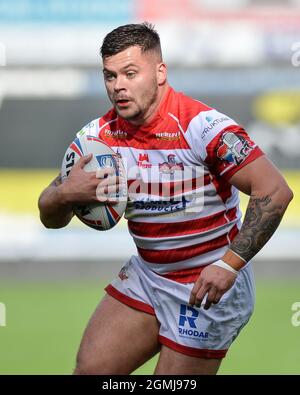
[78,87,263,282]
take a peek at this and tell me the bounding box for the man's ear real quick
[157,62,167,85]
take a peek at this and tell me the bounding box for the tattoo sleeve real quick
[230,194,284,262]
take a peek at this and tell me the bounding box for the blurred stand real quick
[1,0,300,167]
[0,0,299,271]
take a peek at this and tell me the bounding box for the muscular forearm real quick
[189,187,292,310]
[38,174,74,229]
[229,187,293,263]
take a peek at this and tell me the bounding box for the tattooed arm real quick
[222,156,293,268]
[228,195,283,262]
[38,154,99,229]
[38,172,74,229]
[189,156,293,308]
[39,154,120,229]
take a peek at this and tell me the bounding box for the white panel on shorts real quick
[106,255,255,359]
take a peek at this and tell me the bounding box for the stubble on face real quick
[103,47,161,125]
[122,75,158,123]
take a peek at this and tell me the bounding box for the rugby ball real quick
[61,132,127,231]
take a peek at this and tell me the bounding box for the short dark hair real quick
[100,22,162,60]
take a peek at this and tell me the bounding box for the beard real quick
[113,81,158,124]
[115,102,142,121]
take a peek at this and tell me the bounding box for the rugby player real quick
[38,23,293,375]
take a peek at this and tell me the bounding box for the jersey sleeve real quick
[205,125,264,180]
[76,119,100,138]
[186,108,264,180]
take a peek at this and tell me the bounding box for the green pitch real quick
[0,281,299,374]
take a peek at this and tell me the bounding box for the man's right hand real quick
[60,153,120,205]
[38,153,120,229]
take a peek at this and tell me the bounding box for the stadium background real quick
[0,0,300,374]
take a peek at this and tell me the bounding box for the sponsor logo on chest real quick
[155,131,181,140]
[104,129,128,139]
[137,153,152,168]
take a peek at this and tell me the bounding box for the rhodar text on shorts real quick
[105,255,255,359]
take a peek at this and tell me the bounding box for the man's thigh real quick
[154,346,222,375]
[74,294,160,375]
